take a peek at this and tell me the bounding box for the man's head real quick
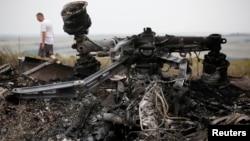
[36,12,44,22]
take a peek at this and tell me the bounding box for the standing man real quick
[36,12,60,64]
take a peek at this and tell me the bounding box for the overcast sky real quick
[0,0,249,36]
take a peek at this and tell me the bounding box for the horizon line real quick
[1,32,250,37]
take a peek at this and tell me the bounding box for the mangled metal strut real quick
[12,56,128,98]
[22,60,57,76]
[160,53,189,88]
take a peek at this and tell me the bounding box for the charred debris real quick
[1,1,250,141]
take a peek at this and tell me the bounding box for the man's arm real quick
[41,32,46,49]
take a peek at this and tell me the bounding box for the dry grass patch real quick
[1,48,250,78]
[228,59,250,78]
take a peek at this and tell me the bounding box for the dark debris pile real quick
[1,64,250,141]
[0,87,90,140]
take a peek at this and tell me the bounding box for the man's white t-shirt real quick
[40,19,54,45]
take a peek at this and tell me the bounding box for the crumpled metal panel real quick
[21,57,73,82]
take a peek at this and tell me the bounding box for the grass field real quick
[191,58,250,78]
[0,48,249,78]
[1,34,250,78]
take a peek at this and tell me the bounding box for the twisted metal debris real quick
[1,1,250,141]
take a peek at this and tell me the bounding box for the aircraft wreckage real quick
[1,1,250,141]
